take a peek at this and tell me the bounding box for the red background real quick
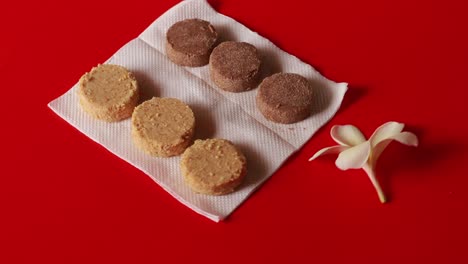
[2,0,467,263]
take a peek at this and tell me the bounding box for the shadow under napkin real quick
[258,46,283,80]
[236,142,268,190]
[376,127,466,202]
[191,103,216,140]
[133,70,159,103]
[309,77,333,116]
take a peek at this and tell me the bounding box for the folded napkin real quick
[48,0,347,222]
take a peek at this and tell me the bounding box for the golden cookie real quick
[181,139,247,195]
[78,64,139,122]
[132,97,195,157]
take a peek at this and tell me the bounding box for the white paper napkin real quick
[48,0,347,222]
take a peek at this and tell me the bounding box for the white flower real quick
[309,121,418,203]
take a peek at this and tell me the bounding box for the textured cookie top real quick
[258,73,313,109]
[166,19,217,56]
[210,41,261,79]
[181,139,246,187]
[132,97,195,145]
[78,64,138,107]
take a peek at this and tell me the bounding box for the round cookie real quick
[256,73,314,124]
[181,139,247,195]
[132,97,195,157]
[209,41,261,92]
[78,64,139,122]
[166,18,218,67]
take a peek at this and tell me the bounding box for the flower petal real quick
[331,125,367,146]
[335,141,371,170]
[369,121,405,148]
[309,145,349,161]
[389,131,419,147]
[371,131,419,166]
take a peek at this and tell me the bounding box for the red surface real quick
[1,0,467,263]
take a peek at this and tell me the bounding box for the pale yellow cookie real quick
[181,139,247,195]
[78,64,139,122]
[132,97,195,157]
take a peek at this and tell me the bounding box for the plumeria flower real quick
[309,121,418,203]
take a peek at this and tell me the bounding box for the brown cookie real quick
[209,41,261,92]
[78,64,139,122]
[256,73,314,124]
[132,97,195,157]
[181,139,247,195]
[166,19,218,67]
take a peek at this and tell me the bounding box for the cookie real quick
[181,139,247,195]
[166,18,218,67]
[209,41,261,92]
[78,64,139,122]
[256,73,314,124]
[131,97,195,157]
